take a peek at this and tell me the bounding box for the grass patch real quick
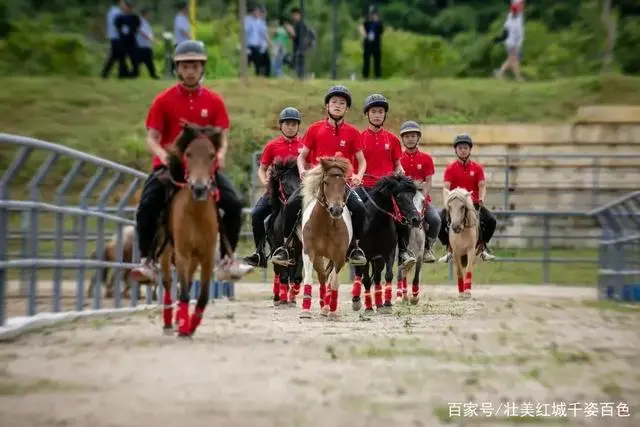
[0,376,89,396]
[581,300,640,313]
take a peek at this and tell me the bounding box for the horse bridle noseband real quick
[316,170,349,212]
[445,195,478,230]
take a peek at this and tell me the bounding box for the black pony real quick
[266,158,302,306]
[352,175,421,314]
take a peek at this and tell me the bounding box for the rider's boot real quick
[397,225,416,269]
[423,242,437,263]
[271,246,292,266]
[347,240,367,266]
[438,246,452,263]
[478,242,496,261]
[243,249,268,268]
[130,257,156,283]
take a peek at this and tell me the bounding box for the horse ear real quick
[443,188,451,199]
[176,123,198,153]
[203,126,222,151]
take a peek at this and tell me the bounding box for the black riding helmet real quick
[174,40,207,63]
[363,93,389,114]
[399,120,421,136]
[453,133,473,148]
[324,85,352,108]
[279,107,302,123]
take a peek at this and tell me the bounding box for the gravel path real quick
[0,283,638,427]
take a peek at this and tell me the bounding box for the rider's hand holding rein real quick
[350,173,363,186]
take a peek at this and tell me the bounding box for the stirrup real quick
[271,247,292,266]
[348,248,366,266]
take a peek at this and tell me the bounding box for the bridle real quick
[360,173,412,225]
[316,168,349,214]
[168,146,221,202]
[445,194,477,230]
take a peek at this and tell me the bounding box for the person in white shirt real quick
[171,1,192,75]
[101,0,127,78]
[494,1,525,81]
[135,7,159,79]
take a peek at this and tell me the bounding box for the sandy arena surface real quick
[0,283,639,427]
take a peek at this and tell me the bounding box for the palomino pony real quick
[299,156,353,319]
[396,190,426,304]
[351,175,421,314]
[443,188,479,298]
[265,158,303,306]
[157,123,223,337]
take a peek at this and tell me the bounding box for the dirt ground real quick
[0,283,639,427]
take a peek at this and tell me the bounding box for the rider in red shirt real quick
[270,85,368,267]
[438,133,497,262]
[244,107,303,268]
[355,94,415,269]
[130,40,253,283]
[399,120,442,263]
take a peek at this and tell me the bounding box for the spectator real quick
[360,7,384,80]
[245,5,270,77]
[258,6,271,77]
[271,17,290,78]
[284,7,313,80]
[101,0,126,78]
[135,7,159,79]
[172,1,192,75]
[494,1,525,81]
[113,0,140,78]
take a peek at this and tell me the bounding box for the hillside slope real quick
[2,75,640,197]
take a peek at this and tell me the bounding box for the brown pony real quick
[443,188,479,298]
[299,156,353,319]
[158,123,222,337]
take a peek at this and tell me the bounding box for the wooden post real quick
[239,0,248,82]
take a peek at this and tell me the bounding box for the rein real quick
[360,173,409,225]
[169,160,221,202]
[445,195,477,230]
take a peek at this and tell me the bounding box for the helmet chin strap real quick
[366,111,386,129]
[280,125,299,139]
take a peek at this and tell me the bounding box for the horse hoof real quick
[352,300,362,311]
[410,297,419,305]
[327,312,338,320]
[299,310,312,319]
[162,326,174,335]
[395,296,404,304]
[177,332,192,339]
[377,306,392,315]
[364,308,375,314]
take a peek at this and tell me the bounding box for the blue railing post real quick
[503,154,510,211]
[542,215,550,284]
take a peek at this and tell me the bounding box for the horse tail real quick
[461,254,468,268]
[324,259,334,278]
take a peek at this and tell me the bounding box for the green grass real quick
[2,75,640,198]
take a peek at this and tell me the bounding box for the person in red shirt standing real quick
[356,94,416,269]
[271,85,368,267]
[438,133,497,262]
[244,107,303,268]
[399,120,442,263]
[130,40,253,283]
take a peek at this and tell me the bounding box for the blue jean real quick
[272,46,285,77]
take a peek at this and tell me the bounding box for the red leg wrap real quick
[457,277,464,293]
[412,283,420,297]
[352,276,362,298]
[329,289,338,312]
[384,281,393,303]
[364,290,373,310]
[177,301,190,335]
[273,274,280,297]
[374,283,383,306]
[163,292,173,327]
[396,279,404,298]
[190,307,204,333]
[301,284,312,310]
[292,283,301,295]
[319,283,326,308]
[464,272,472,291]
[279,283,289,302]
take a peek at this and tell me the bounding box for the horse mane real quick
[301,156,352,209]
[166,122,223,182]
[268,157,299,208]
[370,174,418,198]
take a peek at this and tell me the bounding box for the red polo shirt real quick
[443,159,485,203]
[302,119,362,171]
[361,128,402,188]
[259,136,302,166]
[401,149,435,202]
[145,84,230,170]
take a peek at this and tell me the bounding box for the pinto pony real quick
[351,175,421,314]
[156,123,223,337]
[299,157,352,319]
[266,158,303,306]
[396,190,426,304]
[443,188,479,298]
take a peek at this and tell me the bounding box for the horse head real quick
[268,157,300,209]
[167,122,222,201]
[371,175,421,227]
[443,188,477,233]
[302,156,351,219]
[412,185,426,216]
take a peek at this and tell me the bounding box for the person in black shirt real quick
[285,7,311,80]
[360,8,384,79]
[114,0,141,78]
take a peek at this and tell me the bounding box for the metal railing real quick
[0,134,233,327]
[590,191,640,301]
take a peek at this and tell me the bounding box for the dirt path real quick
[0,284,638,427]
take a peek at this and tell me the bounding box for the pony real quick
[443,187,479,298]
[395,190,426,305]
[351,175,421,314]
[156,122,223,337]
[298,156,353,319]
[265,158,303,306]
